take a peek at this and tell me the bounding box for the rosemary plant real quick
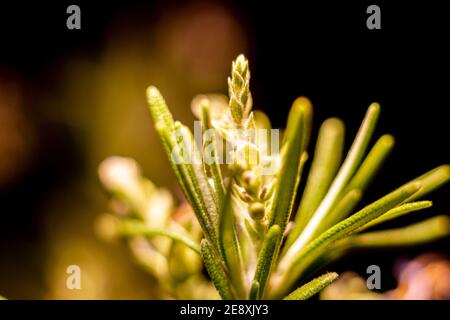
[99,54,449,300]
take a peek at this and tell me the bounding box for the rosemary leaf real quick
[252,224,282,299]
[160,128,218,248]
[315,135,395,234]
[283,272,338,300]
[254,110,271,130]
[345,134,395,192]
[316,189,363,235]
[249,280,260,300]
[201,239,235,300]
[201,100,225,207]
[146,86,175,131]
[119,219,201,254]
[147,87,220,249]
[341,215,450,249]
[282,103,380,266]
[273,181,420,297]
[146,86,191,202]
[228,54,251,124]
[146,87,209,229]
[268,97,312,233]
[219,180,246,298]
[359,200,432,231]
[406,164,450,201]
[287,118,345,248]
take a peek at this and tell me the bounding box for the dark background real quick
[0,1,448,298]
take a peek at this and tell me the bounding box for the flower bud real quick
[249,202,265,221]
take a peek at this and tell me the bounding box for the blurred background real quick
[0,0,448,299]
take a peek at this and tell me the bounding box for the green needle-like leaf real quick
[316,189,363,235]
[283,272,338,300]
[147,87,220,248]
[99,56,450,301]
[146,86,193,203]
[406,165,450,201]
[273,182,420,298]
[284,103,380,264]
[219,180,246,298]
[296,129,395,241]
[118,219,201,254]
[200,239,235,300]
[314,133,397,236]
[340,215,450,249]
[175,123,219,220]
[287,118,344,248]
[360,200,432,231]
[268,97,312,233]
[201,99,225,207]
[159,128,218,248]
[345,134,395,192]
[251,224,282,299]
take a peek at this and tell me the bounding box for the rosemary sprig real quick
[286,118,344,248]
[97,53,450,300]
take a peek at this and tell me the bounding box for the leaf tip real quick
[368,102,381,115]
[380,133,395,148]
[440,164,450,179]
[292,96,313,119]
[146,85,160,102]
[322,117,345,133]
